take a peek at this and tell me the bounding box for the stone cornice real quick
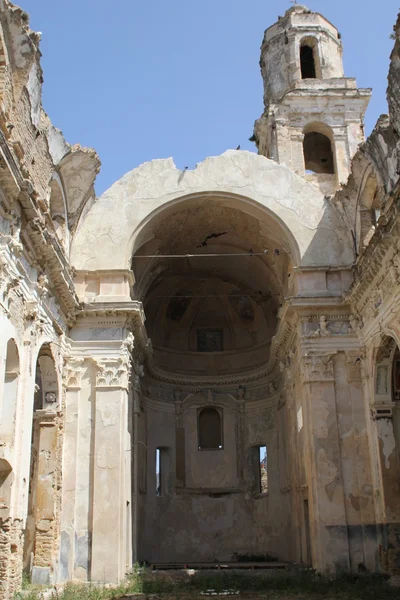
[77,301,151,362]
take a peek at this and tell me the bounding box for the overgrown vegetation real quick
[15,565,400,600]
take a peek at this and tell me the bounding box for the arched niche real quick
[0,339,20,443]
[49,175,69,254]
[198,407,223,450]
[300,36,321,80]
[34,346,59,412]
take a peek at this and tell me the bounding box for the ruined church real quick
[2,1,400,597]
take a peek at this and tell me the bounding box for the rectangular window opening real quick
[156,447,170,496]
[156,447,162,496]
[258,446,268,494]
[197,329,223,352]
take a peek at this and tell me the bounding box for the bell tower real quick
[253,4,371,194]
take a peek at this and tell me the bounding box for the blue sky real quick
[20,0,399,196]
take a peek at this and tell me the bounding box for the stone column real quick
[91,356,130,583]
[301,351,350,575]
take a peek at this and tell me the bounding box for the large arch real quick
[71,151,354,271]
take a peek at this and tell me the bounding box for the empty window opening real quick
[197,329,223,352]
[156,448,162,496]
[300,45,316,79]
[303,132,335,175]
[259,446,268,494]
[251,445,268,494]
[156,447,170,496]
[198,407,223,450]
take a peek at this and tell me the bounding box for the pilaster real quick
[300,351,350,574]
[91,355,130,583]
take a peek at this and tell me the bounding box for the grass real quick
[14,565,400,600]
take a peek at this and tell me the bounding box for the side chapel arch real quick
[23,344,60,583]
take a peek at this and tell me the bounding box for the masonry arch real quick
[131,193,296,377]
[131,191,298,563]
[71,151,355,271]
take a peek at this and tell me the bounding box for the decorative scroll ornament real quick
[95,356,130,389]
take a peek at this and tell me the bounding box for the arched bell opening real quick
[299,37,322,80]
[303,131,335,175]
[131,195,294,378]
[23,345,59,584]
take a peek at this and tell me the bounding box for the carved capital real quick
[63,358,85,389]
[345,351,363,382]
[94,356,130,390]
[301,352,335,383]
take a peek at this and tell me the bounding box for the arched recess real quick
[131,194,295,377]
[300,37,321,80]
[0,339,19,520]
[373,335,400,573]
[23,345,60,583]
[49,174,69,254]
[303,123,335,175]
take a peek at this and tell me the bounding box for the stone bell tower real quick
[253,4,371,194]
